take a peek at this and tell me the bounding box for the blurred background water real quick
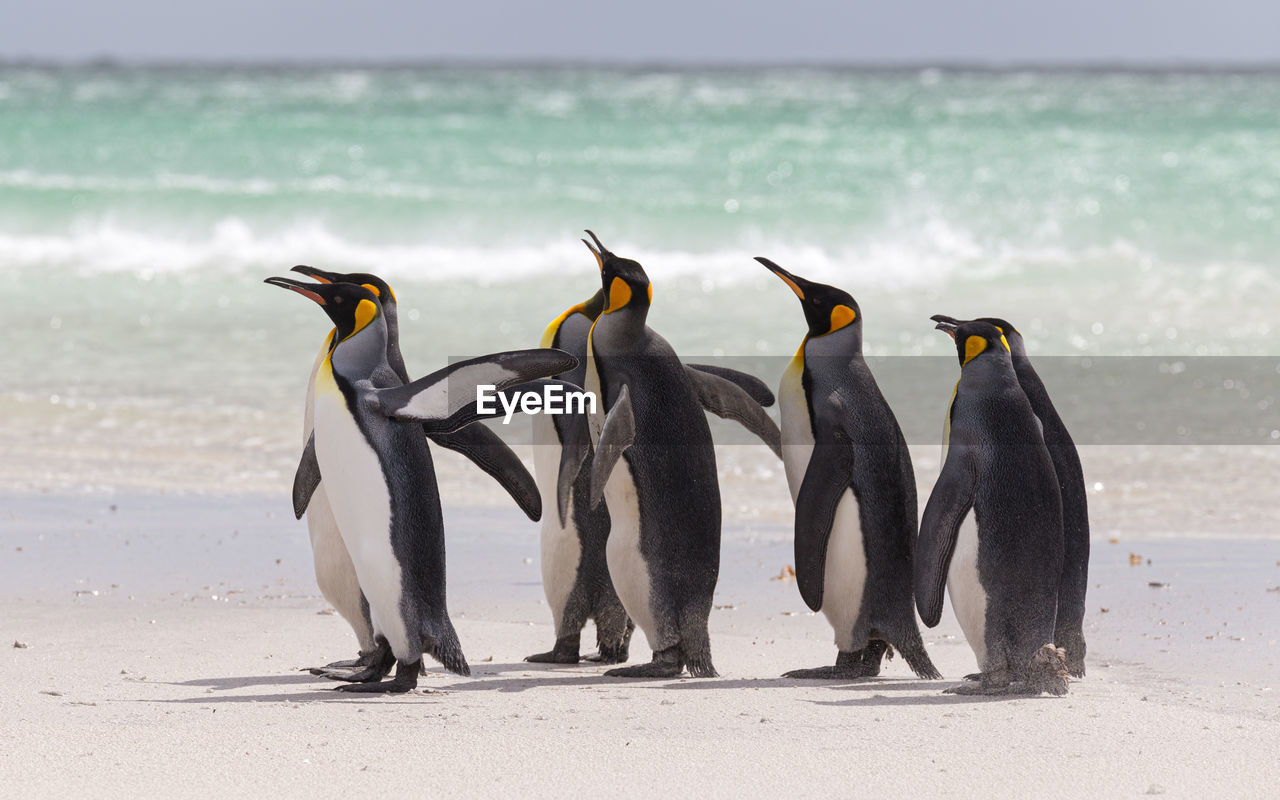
[1,65,1276,521]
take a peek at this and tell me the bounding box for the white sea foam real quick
[0,214,1187,291]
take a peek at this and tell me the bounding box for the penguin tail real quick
[892,625,943,680]
[424,621,471,677]
[678,614,718,678]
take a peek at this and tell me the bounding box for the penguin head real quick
[932,314,1025,356]
[264,276,384,343]
[582,230,652,318]
[291,265,398,310]
[757,257,861,340]
[948,320,1012,368]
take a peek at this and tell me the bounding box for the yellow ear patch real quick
[361,283,381,298]
[647,283,653,303]
[607,276,632,313]
[963,335,988,365]
[350,298,378,337]
[1000,335,1011,352]
[829,304,857,333]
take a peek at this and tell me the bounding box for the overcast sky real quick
[3,0,1278,64]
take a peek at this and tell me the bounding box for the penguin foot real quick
[961,672,983,682]
[304,658,358,675]
[582,648,627,665]
[944,682,1020,696]
[1057,633,1087,678]
[783,643,886,680]
[1025,644,1071,696]
[322,646,395,683]
[525,649,581,664]
[604,646,683,678]
[525,635,581,664]
[782,665,877,680]
[583,637,630,664]
[334,659,420,694]
[304,648,380,676]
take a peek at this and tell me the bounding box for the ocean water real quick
[1,65,1277,520]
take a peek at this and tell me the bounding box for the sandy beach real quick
[3,477,1278,798]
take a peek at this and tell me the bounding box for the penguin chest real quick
[778,359,814,501]
[583,351,605,444]
[304,484,363,618]
[780,362,868,647]
[947,515,988,668]
[820,491,867,651]
[601,458,656,645]
[533,415,581,630]
[312,368,410,656]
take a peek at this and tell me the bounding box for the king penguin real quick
[526,289,634,664]
[758,257,940,680]
[915,321,1069,696]
[266,276,575,692]
[931,314,1089,678]
[287,266,543,677]
[566,231,781,678]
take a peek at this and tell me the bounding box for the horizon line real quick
[4,55,1280,74]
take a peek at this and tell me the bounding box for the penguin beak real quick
[582,229,613,270]
[265,276,327,306]
[931,314,961,340]
[290,265,340,284]
[756,256,807,301]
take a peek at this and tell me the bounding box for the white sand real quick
[2,490,1278,797]
[3,602,1278,798]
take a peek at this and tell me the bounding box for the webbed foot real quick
[783,664,877,679]
[583,637,630,664]
[334,659,420,694]
[322,644,394,683]
[525,634,581,664]
[1026,644,1071,696]
[305,648,380,676]
[783,641,887,680]
[604,646,683,678]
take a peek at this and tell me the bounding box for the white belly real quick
[533,414,580,632]
[947,515,988,669]
[602,460,656,649]
[778,358,813,501]
[779,360,867,650]
[821,490,866,651]
[306,481,374,652]
[313,372,412,661]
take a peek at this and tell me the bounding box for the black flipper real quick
[557,410,593,526]
[292,434,322,520]
[684,367,783,458]
[428,423,542,522]
[373,348,578,433]
[915,443,978,627]
[589,384,634,510]
[685,364,776,407]
[793,429,856,611]
[489,378,592,527]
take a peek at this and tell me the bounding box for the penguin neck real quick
[379,302,410,382]
[803,324,863,361]
[958,353,1019,395]
[593,303,649,351]
[330,315,390,381]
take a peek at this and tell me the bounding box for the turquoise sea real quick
[1,65,1277,500]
